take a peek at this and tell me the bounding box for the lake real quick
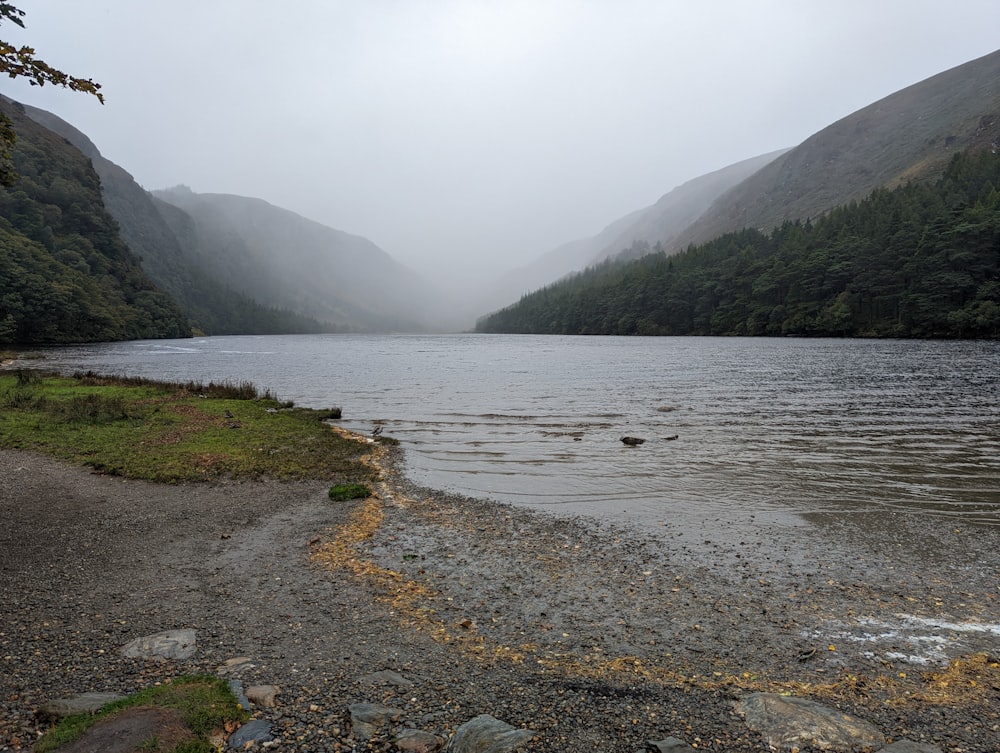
[15,334,1000,529]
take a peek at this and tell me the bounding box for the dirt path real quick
[1,447,998,751]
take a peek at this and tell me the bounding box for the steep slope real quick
[476,150,1000,339]
[18,101,191,292]
[595,149,789,263]
[670,48,1000,252]
[153,188,456,332]
[0,98,189,344]
[477,150,787,317]
[18,101,332,335]
[474,206,649,316]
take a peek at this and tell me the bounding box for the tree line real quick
[477,150,1000,338]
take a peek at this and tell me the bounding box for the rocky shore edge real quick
[37,629,951,752]
[2,440,998,752]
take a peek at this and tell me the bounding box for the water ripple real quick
[22,334,1000,529]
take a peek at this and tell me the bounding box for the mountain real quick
[668,48,1000,252]
[0,97,189,344]
[18,102,346,335]
[476,49,1000,339]
[152,188,456,332]
[496,47,1000,312]
[473,207,648,316]
[476,149,1000,338]
[475,150,788,316]
[20,100,460,333]
[592,149,791,263]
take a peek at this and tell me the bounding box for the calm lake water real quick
[16,334,1000,528]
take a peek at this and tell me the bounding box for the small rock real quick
[446,714,532,753]
[227,719,274,749]
[347,701,405,741]
[621,436,645,446]
[35,692,124,720]
[879,742,945,753]
[228,679,252,711]
[216,656,255,676]
[120,628,197,661]
[396,728,446,753]
[645,737,696,753]
[359,669,414,687]
[246,685,280,708]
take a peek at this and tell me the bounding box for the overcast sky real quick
[4,1,1000,284]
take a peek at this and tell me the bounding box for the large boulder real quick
[446,714,532,753]
[736,693,885,751]
[120,628,197,661]
[35,692,124,721]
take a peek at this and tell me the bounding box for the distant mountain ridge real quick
[7,47,999,337]
[18,101,337,335]
[594,149,791,263]
[476,148,1000,338]
[482,48,1000,319]
[152,187,455,332]
[18,101,460,333]
[475,45,1000,339]
[667,48,1000,253]
[479,149,788,315]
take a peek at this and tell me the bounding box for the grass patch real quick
[34,675,246,753]
[328,482,372,501]
[0,370,372,484]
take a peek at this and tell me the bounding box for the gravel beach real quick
[1,443,998,752]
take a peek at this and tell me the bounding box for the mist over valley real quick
[1,5,999,341]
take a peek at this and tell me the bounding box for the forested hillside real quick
[483,149,788,314]
[0,99,189,344]
[153,188,452,333]
[477,151,1000,339]
[19,101,336,336]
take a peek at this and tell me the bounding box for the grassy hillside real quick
[599,149,789,263]
[670,49,1000,252]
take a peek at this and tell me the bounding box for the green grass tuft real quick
[328,482,372,501]
[34,676,247,753]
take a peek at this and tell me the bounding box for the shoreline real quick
[1,442,999,751]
